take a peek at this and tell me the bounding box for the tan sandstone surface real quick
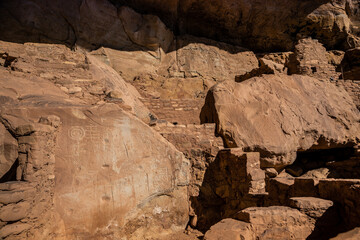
[0,0,360,239]
[201,74,360,168]
[0,40,192,239]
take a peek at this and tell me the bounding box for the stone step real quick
[288,197,333,219]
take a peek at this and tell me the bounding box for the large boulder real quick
[200,74,360,168]
[203,218,255,240]
[0,104,190,239]
[204,206,314,240]
[235,206,314,239]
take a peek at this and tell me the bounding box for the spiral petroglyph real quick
[68,126,85,141]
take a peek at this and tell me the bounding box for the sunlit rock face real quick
[0,40,190,239]
[0,104,190,239]
[0,0,360,239]
[200,74,360,168]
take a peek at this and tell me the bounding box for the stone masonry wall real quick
[141,98,204,124]
[153,122,223,197]
[0,116,59,239]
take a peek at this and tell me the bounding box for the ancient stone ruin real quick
[0,0,360,239]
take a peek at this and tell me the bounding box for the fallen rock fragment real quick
[234,206,314,239]
[204,218,254,240]
[288,197,333,219]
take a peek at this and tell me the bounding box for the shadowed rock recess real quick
[0,0,360,239]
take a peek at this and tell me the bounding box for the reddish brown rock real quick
[0,39,191,239]
[235,206,314,239]
[0,1,360,239]
[331,228,360,240]
[3,0,359,52]
[341,47,360,80]
[287,38,339,80]
[119,6,174,52]
[0,104,190,239]
[205,206,314,240]
[203,218,254,240]
[0,124,18,179]
[153,122,223,197]
[301,168,330,179]
[0,40,152,123]
[0,223,31,239]
[201,74,360,169]
[171,35,258,81]
[191,149,265,231]
[0,188,34,205]
[318,179,360,229]
[0,201,30,222]
[266,177,295,205]
[288,197,333,219]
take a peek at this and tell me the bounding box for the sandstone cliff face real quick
[1,0,360,239]
[116,0,360,51]
[0,41,190,239]
[0,105,190,239]
[1,0,360,52]
[201,74,360,168]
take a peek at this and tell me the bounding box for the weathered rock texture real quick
[265,177,360,233]
[0,105,190,239]
[140,98,205,125]
[0,40,191,239]
[0,125,18,179]
[1,0,360,239]
[204,206,314,240]
[341,47,360,80]
[153,123,223,197]
[0,41,152,123]
[201,74,360,168]
[287,38,339,80]
[116,0,360,51]
[3,0,360,51]
[331,227,360,240]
